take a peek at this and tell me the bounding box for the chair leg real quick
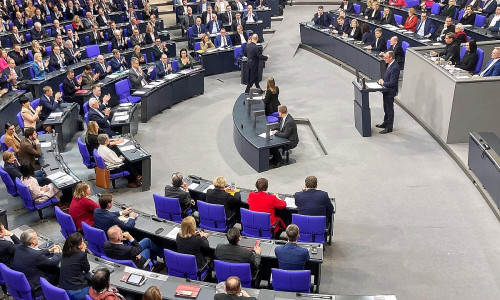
[285,150,289,164]
[37,209,44,221]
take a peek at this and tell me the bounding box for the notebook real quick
[174,284,201,298]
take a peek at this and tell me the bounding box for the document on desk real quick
[116,138,129,146]
[40,142,52,148]
[150,81,162,86]
[285,197,297,208]
[188,183,199,190]
[120,145,136,152]
[119,103,132,107]
[258,131,275,138]
[247,95,263,100]
[133,91,146,95]
[203,184,215,193]
[165,73,180,80]
[419,39,431,43]
[143,85,155,89]
[46,171,67,181]
[107,74,119,79]
[114,111,128,116]
[48,112,63,118]
[366,82,383,89]
[166,227,180,239]
[114,116,129,122]
[123,266,168,281]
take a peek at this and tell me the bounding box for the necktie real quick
[228,12,232,24]
[375,38,378,47]
[197,25,200,33]
[417,21,422,33]
[222,36,225,47]
[164,64,167,73]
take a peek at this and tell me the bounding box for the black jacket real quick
[275,114,299,149]
[263,87,280,116]
[205,188,244,219]
[59,251,90,290]
[63,48,79,66]
[176,234,211,268]
[3,161,22,181]
[456,50,478,72]
[215,243,261,275]
[164,185,192,214]
[294,189,334,223]
[104,240,146,269]
[0,234,20,267]
[439,41,461,64]
[62,76,79,102]
[371,36,387,51]
[8,51,27,66]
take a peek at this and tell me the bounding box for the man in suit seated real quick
[331,16,349,34]
[214,28,233,48]
[198,0,209,13]
[48,45,66,70]
[13,12,26,30]
[90,85,111,110]
[415,11,435,38]
[104,225,164,271]
[18,127,43,170]
[164,172,195,216]
[12,229,62,296]
[51,19,66,37]
[484,7,500,30]
[96,7,109,27]
[1,58,28,91]
[30,22,47,40]
[206,13,223,34]
[338,0,355,13]
[181,6,195,37]
[95,55,112,79]
[111,30,128,51]
[313,5,332,27]
[88,97,115,136]
[129,57,154,91]
[232,12,246,31]
[478,0,497,16]
[39,86,63,122]
[214,277,257,300]
[435,16,455,42]
[66,29,82,49]
[244,5,258,22]
[376,51,401,134]
[8,44,27,66]
[130,28,145,47]
[366,28,387,51]
[430,32,460,64]
[274,224,310,270]
[63,40,82,66]
[0,222,20,268]
[32,8,45,26]
[192,17,206,38]
[294,175,334,221]
[380,7,396,25]
[9,26,24,46]
[156,54,173,78]
[270,105,299,168]
[109,49,128,73]
[88,24,105,44]
[215,227,262,277]
[234,25,248,46]
[232,0,245,11]
[478,48,500,77]
[94,194,138,232]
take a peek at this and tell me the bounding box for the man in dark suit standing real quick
[104,225,163,270]
[214,277,257,300]
[88,25,105,44]
[0,223,20,268]
[156,54,173,78]
[48,45,66,70]
[18,127,43,170]
[313,5,332,27]
[294,176,334,222]
[8,44,27,66]
[109,49,128,73]
[12,229,62,296]
[164,172,195,216]
[152,38,169,61]
[270,105,299,167]
[376,51,400,134]
[244,34,269,94]
[215,227,262,277]
[9,27,24,46]
[62,69,84,114]
[274,224,310,270]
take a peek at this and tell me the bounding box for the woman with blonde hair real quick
[205,176,246,223]
[0,49,9,72]
[72,15,85,32]
[263,77,280,116]
[32,52,49,77]
[69,182,99,229]
[200,34,215,51]
[85,121,124,158]
[145,23,157,44]
[31,40,47,57]
[131,45,145,65]
[176,216,211,269]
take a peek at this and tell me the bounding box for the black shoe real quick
[379,128,393,134]
[274,159,284,168]
[375,123,387,128]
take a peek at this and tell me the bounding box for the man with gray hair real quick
[129,57,153,90]
[88,97,114,136]
[30,22,47,40]
[111,29,128,51]
[12,229,62,296]
[244,34,269,94]
[1,58,27,90]
[274,224,310,270]
[63,40,81,66]
[164,172,195,215]
[376,50,400,134]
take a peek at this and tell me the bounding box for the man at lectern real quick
[376,51,400,134]
[270,105,299,167]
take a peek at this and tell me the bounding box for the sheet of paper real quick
[119,103,132,107]
[133,91,146,95]
[203,184,215,193]
[116,138,129,146]
[188,183,199,190]
[366,82,383,89]
[455,75,470,79]
[120,145,136,151]
[114,116,128,122]
[166,227,180,239]
[107,74,119,79]
[49,112,63,118]
[123,267,168,281]
[46,171,67,180]
[419,39,431,42]
[40,142,51,148]
[143,85,155,89]
[165,73,180,80]
[258,131,275,138]
[114,111,128,116]
[432,43,442,46]
[285,197,297,208]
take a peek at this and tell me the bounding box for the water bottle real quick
[230,182,235,192]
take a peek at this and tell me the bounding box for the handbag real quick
[95,167,110,189]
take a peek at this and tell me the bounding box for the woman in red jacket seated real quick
[389,0,406,7]
[400,8,418,31]
[247,178,287,234]
[69,182,100,230]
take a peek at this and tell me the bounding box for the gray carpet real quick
[1,5,500,300]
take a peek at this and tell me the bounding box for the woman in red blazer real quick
[69,182,100,229]
[401,8,418,31]
[247,178,287,233]
[389,0,406,7]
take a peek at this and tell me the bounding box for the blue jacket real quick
[415,19,436,36]
[191,24,205,37]
[156,61,172,78]
[39,94,61,121]
[109,56,128,73]
[274,243,310,270]
[31,63,47,78]
[294,189,334,220]
[214,34,233,47]
[206,20,223,33]
[383,61,401,96]
[94,61,109,79]
[93,208,136,232]
[481,59,500,77]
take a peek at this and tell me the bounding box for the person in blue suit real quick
[415,11,435,38]
[214,28,233,47]
[156,53,172,78]
[376,51,400,134]
[32,52,49,77]
[39,86,62,121]
[244,5,259,22]
[294,176,334,222]
[109,49,128,73]
[94,55,111,79]
[93,193,138,232]
[274,224,310,270]
[479,48,500,77]
[206,13,223,34]
[192,18,206,38]
[338,0,355,13]
[313,6,332,27]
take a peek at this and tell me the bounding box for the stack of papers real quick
[123,267,168,281]
[48,112,63,118]
[107,74,119,79]
[143,85,155,89]
[114,115,129,122]
[165,74,180,80]
[188,183,200,190]
[203,184,215,193]
[114,111,128,116]
[366,82,383,89]
[258,131,275,138]
[116,138,129,146]
[133,91,146,95]
[46,171,75,186]
[40,142,52,148]
[285,197,297,208]
[119,103,133,107]
[120,145,136,152]
[166,227,180,239]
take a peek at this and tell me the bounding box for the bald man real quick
[214,276,257,299]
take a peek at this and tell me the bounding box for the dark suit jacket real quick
[94,61,110,79]
[415,19,436,36]
[439,4,456,18]
[362,32,374,45]
[30,28,47,40]
[88,31,104,44]
[88,108,114,136]
[339,1,355,13]
[456,50,478,72]
[111,37,127,51]
[51,27,66,37]
[191,24,206,37]
[366,8,381,20]
[371,36,387,51]
[201,11,212,25]
[214,34,233,47]
[0,234,20,267]
[176,234,211,268]
[243,11,258,22]
[313,12,332,27]
[9,33,23,46]
[129,68,147,90]
[205,188,244,219]
[152,45,168,61]
[32,14,45,25]
[274,243,310,270]
[8,51,27,66]
[96,14,109,27]
[245,42,267,70]
[13,18,26,30]
[63,48,79,66]
[39,94,61,121]
[380,12,396,25]
[481,58,500,77]
[389,43,405,67]
[63,76,79,101]
[435,24,455,40]
[481,0,496,16]
[275,114,298,149]
[206,20,223,33]
[438,41,461,64]
[234,32,247,45]
[232,19,246,31]
[93,208,136,232]
[103,240,146,268]
[459,12,476,26]
[3,161,22,181]
[49,53,65,70]
[1,66,24,86]
[334,22,350,34]
[382,61,401,96]
[130,34,145,47]
[220,11,235,24]
[12,245,62,293]
[214,243,261,275]
[164,185,192,213]
[215,294,257,300]
[109,56,128,72]
[294,189,334,221]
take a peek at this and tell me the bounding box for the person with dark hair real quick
[294,176,334,221]
[0,222,20,268]
[176,216,211,269]
[164,172,195,214]
[376,51,401,134]
[367,28,387,51]
[263,77,280,116]
[269,105,299,167]
[18,127,42,170]
[215,228,261,276]
[206,176,246,223]
[313,6,332,27]
[430,32,460,64]
[274,224,310,270]
[93,193,138,232]
[3,151,49,185]
[63,69,83,108]
[81,64,100,89]
[142,286,162,300]
[59,232,90,300]
[69,182,100,229]
[39,86,63,121]
[455,40,479,73]
[459,5,476,26]
[177,48,193,70]
[214,276,257,299]
[3,123,20,153]
[248,178,287,235]
[89,268,126,300]
[361,23,374,46]
[20,96,48,133]
[244,34,269,94]
[20,160,61,202]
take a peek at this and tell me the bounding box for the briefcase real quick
[95,167,110,189]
